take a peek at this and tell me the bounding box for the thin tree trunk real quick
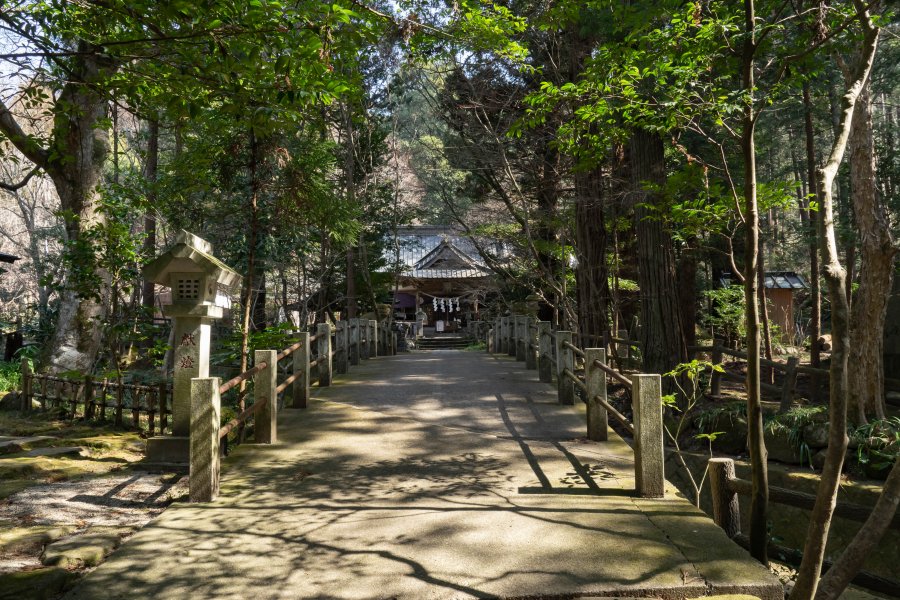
[814,455,900,600]
[846,82,896,423]
[803,81,823,402]
[238,129,262,419]
[574,165,609,342]
[142,117,159,310]
[791,8,879,598]
[741,0,768,564]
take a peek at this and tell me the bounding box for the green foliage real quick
[852,417,900,473]
[211,323,298,367]
[695,401,747,434]
[764,405,827,468]
[702,285,745,343]
[0,361,22,393]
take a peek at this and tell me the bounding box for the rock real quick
[703,414,748,455]
[817,334,832,351]
[811,449,828,470]
[802,423,830,449]
[40,527,126,569]
[0,391,20,411]
[764,428,805,465]
[0,525,77,555]
[23,446,86,458]
[0,566,76,600]
[0,436,57,456]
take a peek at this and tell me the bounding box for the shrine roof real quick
[391,226,504,280]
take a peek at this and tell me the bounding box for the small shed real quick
[720,271,808,343]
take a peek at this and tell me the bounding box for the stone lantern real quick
[143,230,241,464]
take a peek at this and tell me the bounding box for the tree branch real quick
[0,165,41,192]
[0,99,50,169]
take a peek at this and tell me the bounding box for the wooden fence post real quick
[556,331,574,405]
[84,375,95,419]
[710,346,723,397]
[190,376,221,503]
[708,458,740,538]
[349,319,361,365]
[20,358,32,413]
[292,332,310,408]
[335,322,349,374]
[254,349,277,444]
[585,348,608,442]
[617,328,630,371]
[538,322,552,383]
[779,356,799,413]
[158,382,168,433]
[525,320,537,370]
[633,374,664,498]
[497,317,507,354]
[507,316,517,357]
[317,323,332,387]
[369,320,378,359]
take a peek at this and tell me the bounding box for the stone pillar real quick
[292,332,310,408]
[515,316,526,362]
[525,319,537,370]
[335,321,349,375]
[190,377,221,503]
[20,358,32,413]
[633,373,664,498]
[369,320,378,358]
[709,458,741,538]
[171,315,212,436]
[538,322,552,383]
[556,331,574,405]
[585,348,608,441]
[487,328,494,353]
[317,323,332,387]
[349,319,360,365]
[507,316,516,357]
[498,317,507,354]
[254,349,277,444]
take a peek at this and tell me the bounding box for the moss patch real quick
[0,525,78,555]
[0,567,77,600]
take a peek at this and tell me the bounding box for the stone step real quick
[0,436,58,456]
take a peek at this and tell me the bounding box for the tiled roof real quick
[389,227,500,279]
[720,271,809,290]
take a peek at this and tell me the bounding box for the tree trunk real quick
[846,82,896,423]
[628,129,686,379]
[791,10,879,599]
[142,117,159,310]
[815,455,900,600]
[677,243,698,349]
[741,0,768,564]
[574,165,609,343]
[803,81,823,402]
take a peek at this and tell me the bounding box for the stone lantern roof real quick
[143,230,242,291]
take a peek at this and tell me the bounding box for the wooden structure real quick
[389,226,504,336]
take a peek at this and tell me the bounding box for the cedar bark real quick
[791,6,879,598]
[574,165,610,342]
[846,82,896,423]
[628,129,686,379]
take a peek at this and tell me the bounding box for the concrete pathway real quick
[66,351,781,600]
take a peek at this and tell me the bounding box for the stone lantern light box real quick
[142,230,241,466]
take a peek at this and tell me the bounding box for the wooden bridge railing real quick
[485,314,665,499]
[189,319,398,503]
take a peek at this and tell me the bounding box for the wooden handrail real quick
[726,474,900,531]
[218,396,268,439]
[218,361,269,395]
[561,340,584,358]
[562,368,587,392]
[593,394,634,435]
[592,359,632,388]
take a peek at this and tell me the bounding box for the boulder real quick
[0,391,20,411]
[0,436,58,456]
[802,423,830,449]
[817,334,832,351]
[764,428,805,465]
[702,414,748,455]
[40,527,127,569]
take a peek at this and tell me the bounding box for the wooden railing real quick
[19,360,172,436]
[485,314,666,499]
[189,318,398,503]
[709,457,900,596]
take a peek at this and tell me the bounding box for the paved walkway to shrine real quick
[66,351,781,600]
